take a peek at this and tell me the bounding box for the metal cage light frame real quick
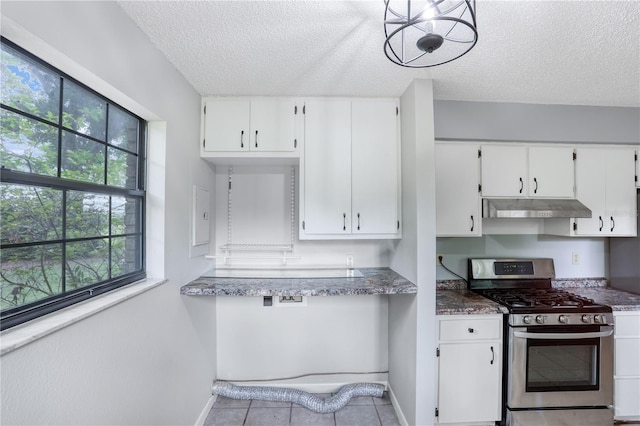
[384,0,478,68]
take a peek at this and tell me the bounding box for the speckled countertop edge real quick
[181,267,417,297]
[436,278,640,313]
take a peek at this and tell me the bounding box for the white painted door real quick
[203,99,250,152]
[575,148,636,236]
[528,146,575,198]
[436,143,481,236]
[249,99,296,152]
[614,313,640,420]
[574,148,607,235]
[605,148,637,236]
[438,341,502,424]
[481,145,528,197]
[636,147,639,188]
[351,100,399,235]
[302,99,352,235]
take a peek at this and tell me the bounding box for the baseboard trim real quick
[194,394,216,426]
[387,384,409,426]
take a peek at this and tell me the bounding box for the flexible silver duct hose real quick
[212,381,385,413]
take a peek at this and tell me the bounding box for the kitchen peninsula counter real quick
[180,267,417,296]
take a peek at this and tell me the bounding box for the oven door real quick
[508,324,613,409]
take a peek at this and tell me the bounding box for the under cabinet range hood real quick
[482,198,592,219]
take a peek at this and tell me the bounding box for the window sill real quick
[0,277,166,356]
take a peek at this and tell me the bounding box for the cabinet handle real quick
[611,216,615,232]
[533,177,538,194]
[519,177,524,194]
[599,216,604,232]
[255,130,258,148]
[468,328,475,333]
[357,213,361,231]
[470,215,475,232]
[240,130,244,148]
[343,213,347,231]
[490,346,495,365]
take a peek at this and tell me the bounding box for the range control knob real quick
[535,315,545,324]
[581,314,592,323]
[558,315,569,324]
[595,314,607,324]
[523,315,532,324]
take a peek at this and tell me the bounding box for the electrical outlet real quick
[572,252,580,265]
[346,254,354,268]
[274,296,307,307]
[436,254,443,266]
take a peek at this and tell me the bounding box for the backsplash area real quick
[213,165,394,269]
[436,234,607,280]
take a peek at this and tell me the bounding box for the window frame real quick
[1,37,146,330]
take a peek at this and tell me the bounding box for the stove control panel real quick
[511,312,613,326]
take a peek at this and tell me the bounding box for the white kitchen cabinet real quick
[613,312,640,421]
[300,98,400,239]
[202,98,299,153]
[480,144,575,198]
[301,99,352,236]
[351,100,399,235]
[635,146,640,188]
[572,147,637,236]
[436,142,482,236]
[436,315,502,425]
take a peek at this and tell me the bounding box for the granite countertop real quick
[436,288,509,315]
[436,278,640,314]
[564,286,640,312]
[180,267,417,297]
[436,279,508,315]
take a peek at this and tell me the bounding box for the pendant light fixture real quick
[384,0,478,68]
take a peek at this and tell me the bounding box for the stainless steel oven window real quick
[526,337,599,392]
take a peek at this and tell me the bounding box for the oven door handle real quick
[513,329,613,340]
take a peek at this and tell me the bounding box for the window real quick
[0,38,146,330]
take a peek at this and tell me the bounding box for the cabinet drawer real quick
[440,318,501,341]
[615,338,640,376]
[615,377,640,419]
[615,314,640,337]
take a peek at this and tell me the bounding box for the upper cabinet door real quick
[203,99,250,152]
[302,99,352,235]
[574,148,607,235]
[605,148,637,236]
[481,145,528,197]
[528,146,575,198]
[436,143,481,236]
[249,100,296,152]
[574,147,636,237]
[634,146,640,188]
[351,100,399,235]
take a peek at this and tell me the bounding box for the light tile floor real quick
[204,392,400,426]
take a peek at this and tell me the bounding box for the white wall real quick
[213,165,394,268]
[1,2,216,425]
[389,80,437,426]
[216,295,388,388]
[211,163,393,388]
[437,235,607,280]
[434,100,640,144]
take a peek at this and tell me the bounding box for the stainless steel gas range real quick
[469,258,614,426]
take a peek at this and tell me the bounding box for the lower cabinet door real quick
[615,377,640,419]
[438,341,502,424]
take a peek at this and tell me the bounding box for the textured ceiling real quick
[118,1,640,107]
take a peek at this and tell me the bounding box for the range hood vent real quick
[482,198,592,219]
